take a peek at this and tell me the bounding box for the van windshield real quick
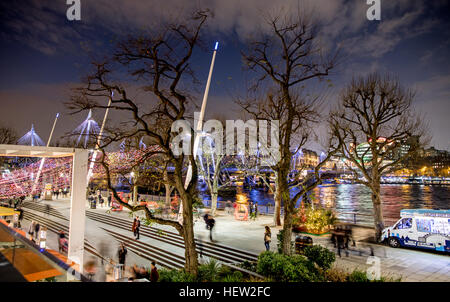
[395,218,412,229]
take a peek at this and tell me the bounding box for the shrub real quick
[256,251,320,282]
[217,264,233,277]
[197,259,221,282]
[323,268,348,282]
[159,260,253,282]
[239,260,257,272]
[221,271,243,282]
[347,270,401,282]
[303,245,336,270]
[324,269,401,283]
[347,270,370,282]
[159,269,196,282]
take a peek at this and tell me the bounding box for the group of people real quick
[88,190,114,208]
[87,190,111,208]
[330,225,355,257]
[27,220,41,242]
[129,262,159,282]
[53,188,69,199]
[117,242,159,282]
[3,196,25,208]
[32,192,42,201]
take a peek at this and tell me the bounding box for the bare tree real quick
[0,125,17,144]
[238,10,339,255]
[329,73,428,241]
[68,11,209,275]
[197,136,234,216]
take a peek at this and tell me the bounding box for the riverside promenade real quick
[19,197,450,282]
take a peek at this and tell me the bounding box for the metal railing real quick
[337,212,399,227]
[0,221,91,282]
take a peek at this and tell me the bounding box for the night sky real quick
[0,0,449,151]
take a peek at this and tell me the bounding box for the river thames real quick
[201,184,450,227]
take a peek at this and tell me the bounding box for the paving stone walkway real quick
[21,197,450,282]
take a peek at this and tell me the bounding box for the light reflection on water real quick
[200,184,450,226]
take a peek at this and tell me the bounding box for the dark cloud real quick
[0,0,449,150]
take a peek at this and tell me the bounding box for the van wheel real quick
[388,237,400,248]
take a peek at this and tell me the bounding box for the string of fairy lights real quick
[0,146,160,199]
[0,157,73,199]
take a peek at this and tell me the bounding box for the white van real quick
[380,209,450,253]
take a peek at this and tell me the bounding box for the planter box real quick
[292,225,330,236]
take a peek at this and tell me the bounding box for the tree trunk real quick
[181,195,198,275]
[210,177,219,216]
[273,176,282,226]
[165,184,172,207]
[281,202,294,255]
[371,180,384,242]
[163,169,172,208]
[279,178,293,255]
[133,184,138,205]
[211,191,218,216]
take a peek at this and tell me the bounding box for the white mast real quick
[86,95,113,183]
[178,42,219,223]
[32,113,60,194]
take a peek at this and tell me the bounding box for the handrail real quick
[221,262,265,280]
[0,221,91,282]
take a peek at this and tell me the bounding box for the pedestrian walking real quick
[84,260,97,281]
[34,221,40,241]
[59,231,68,253]
[28,221,35,240]
[117,243,127,271]
[264,226,271,251]
[107,193,112,207]
[253,202,258,218]
[333,227,347,257]
[225,200,233,215]
[203,213,209,229]
[150,261,159,282]
[135,217,141,239]
[132,218,137,237]
[207,216,215,241]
